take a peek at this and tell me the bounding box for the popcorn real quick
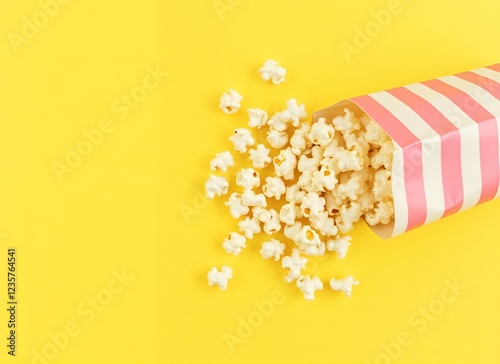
[249,144,272,169]
[207,266,233,290]
[373,169,393,200]
[308,117,335,146]
[364,200,394,226]
[268,112,288,132]
[260,239,286,261]
[284,221,303,243]
[300,192,326,218]
[205,175,229,199]
[332,108,361,135]
[312,166,337,192]
[222,232,247,255]
[207,63,397,300]
[282,248,308,283]
[267,129,289,149]
[210,151,234,172]
[236,168,261,190]
[326,235,352,259]
[219,89,243,114]
[238,216,261,239]
[279,202,300,225]
[225,192,250,219]
[258,208,281,235]
[262,176,286,200]
[241,190,267,207]
[280,99,307,127]
[247,108,268,129]
[229,128,255,153]
[290,122,312,155]
[336,202,362,233]
[273,147,297,180]
[296,275,323,300]
[258,60,286,85]
[285,184,306,204]
[310,212,338,237]
[329,276,359,298]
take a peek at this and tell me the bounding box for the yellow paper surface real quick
[1,0,500,363]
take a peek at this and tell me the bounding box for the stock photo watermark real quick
[7,0,72,54]
[51,64,167,182]
[31,268,134,364]
[340,0,404,63]
[223,289,286,353]
[364,278,466,364]
[213,0,243,22]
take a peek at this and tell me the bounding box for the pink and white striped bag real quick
[313,64,500,238]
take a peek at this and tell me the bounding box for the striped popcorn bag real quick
[313,64,500,238]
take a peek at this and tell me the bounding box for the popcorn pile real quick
[207,60,395,300]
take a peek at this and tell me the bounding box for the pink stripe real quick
[455,71,500,101]
[423,79,500,203]
[387,87,464,217]
[350,95,427,231]
[486,64,500,73]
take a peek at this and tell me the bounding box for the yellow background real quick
[1,0,500,363]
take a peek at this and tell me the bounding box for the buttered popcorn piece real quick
[326,235,352,259]
[258,59,287,85]
[268,112,288,132]
[373,169,393,200]
[229,128,255,153]
[312,166,337,192]
[290,122,312,155]
[236,168,260,190]
[249,144,271,169]
[279,202,301,225]
[207,266,233,290]
[300,192,326,218]
[222,232,247,255]
[273,147,297,180]
[225,192,250,219]
[210,151,234,172]
[238,216,261,239]
[262,176,286,200]
[332,108,361,135]
[258,208,281,235]
[241,190,267,207]
[308,117,335,146]
[282,248,308,283]
[285,184,306,204]
[205,175,229,199]
[219,89,243,114]
[281,98,307,127]
[247,108,268,129]
[260,239,286,261]
[329,276,359,298]
[267,129,289,149]
[284,221,303,244]
[296,275,323,300]
[310,212,338,237]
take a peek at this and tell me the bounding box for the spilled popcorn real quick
[206,61,395,300]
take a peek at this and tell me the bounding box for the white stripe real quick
[390,146,409,237]
[370,91,445,226]
[472,67,500,84]
[440,74,500,200]
[404,82,482,212]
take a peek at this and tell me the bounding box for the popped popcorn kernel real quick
[267,129,289,149]
[238,216,261,239]
[222,232,247,255]
[236,168,261,190]
[296,275,323,300]
[249,144,272,169]
[329,276,359,298]
[219,89,243,114]
[208,266,233,290]
[225,192,250,219]
[247,108,268,129]
[210,151,234,172]
[259,60,286,85]
[262,176,286,200]
[229,128,255,153]
[205,175,229,199]
[241,190,267,207]
[260,239,286,261]
[326,235,352,259]
[282,248,308,283]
